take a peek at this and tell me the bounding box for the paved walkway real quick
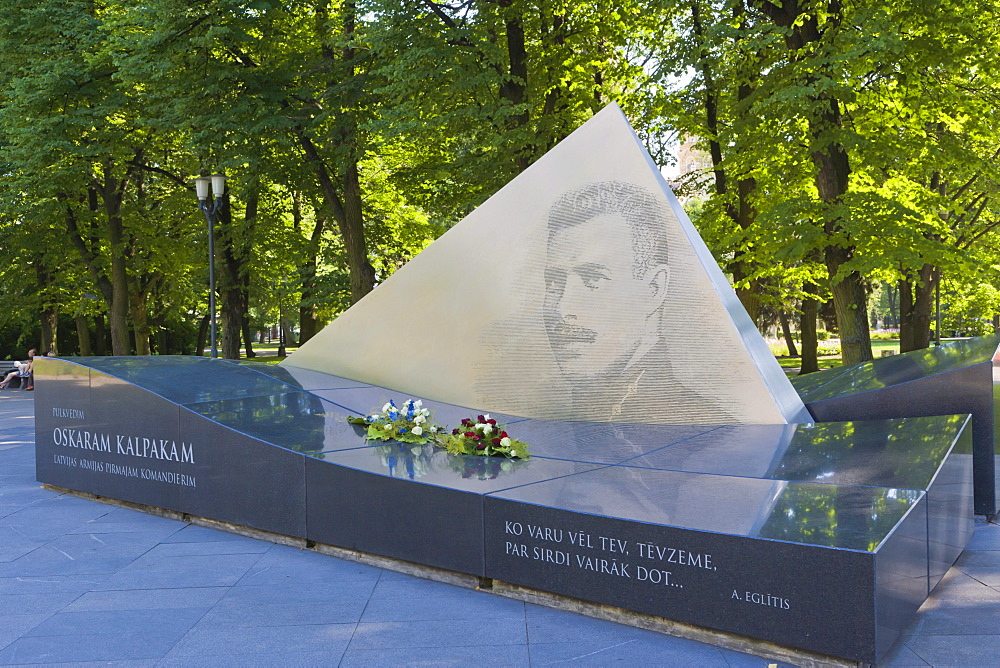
[1,392,998,666]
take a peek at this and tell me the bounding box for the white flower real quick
[412,425,423,436]
[414,400,423,408]
[482,414,491,422]
[481,423,493,435]
[414,414,426,424]
[381,403,392,413]
[500,437,511,447]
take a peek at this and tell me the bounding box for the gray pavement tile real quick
[367,574,477,599]
[524,603,668,645]
[68,510,185,537]
[159,524,262,543]
[3,662,158,668]
[921,569,1000,605]
[114,551,264,575]
[965,522,1000,551]
[0,527,46,563]
[62,586,228,612]
[0,591,83,617]
[360,587,525,622]
[348,618,527,650]
[0,631,179,664]
[25,607,208,638]
[953,549,1000,586]
[0,614,50,653]
[235,545,384,586]
[101,553,265,590]
[195,598,368,627]
[0,545,140,578]
[879,641,933,666]
[140,539,272,558]
[906,589,1000,636]
[905,633,1000,665]
[163,623,354,660]
[0,574,117,596]
[220,580,378,605]
[2,502,115,542]
[339,644,532,667]
[527,638,732,666]
[157,650,344,666]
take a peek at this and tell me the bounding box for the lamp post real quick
[194,173,228,359]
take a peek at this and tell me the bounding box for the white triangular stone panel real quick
[284,104,810,425]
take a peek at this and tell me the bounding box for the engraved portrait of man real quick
[542,181,731,423]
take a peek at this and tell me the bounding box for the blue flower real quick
[399,427,408,434]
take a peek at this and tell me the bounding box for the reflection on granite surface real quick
[185,391,363,455]
[310,387,527,426]
[624,415,968,489]
[510,419,718,464]
[73,356,294,404]
[490,465,921,551]
[230,361,371,391]
[793,335,1000,402]
[323,445,602,494]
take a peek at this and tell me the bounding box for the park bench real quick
[1,363,31,389]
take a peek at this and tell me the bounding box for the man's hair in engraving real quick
[547,181,669,278]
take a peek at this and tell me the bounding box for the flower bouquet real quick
[437,415,530,459]
[347,399,441,445]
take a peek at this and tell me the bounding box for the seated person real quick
[0,349,35,389]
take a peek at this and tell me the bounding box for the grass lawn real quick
[775,339,901,377]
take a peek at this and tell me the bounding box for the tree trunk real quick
[196,313,209,357]
[779,311,798,357]
[94,314,109,356]
[130,294,151,355]
[40,306,58,356]
[76,315,93,356]
[799,295,820,374]
[758,0,872,366]
[898,265,937,352]
[297,196,325,345]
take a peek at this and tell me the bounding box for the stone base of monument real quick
[33,356,974,664]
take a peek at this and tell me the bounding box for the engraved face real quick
[544,213,669,383]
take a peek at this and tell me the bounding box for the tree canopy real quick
[2,0,998,368]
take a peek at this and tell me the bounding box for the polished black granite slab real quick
[230,361,372,391]
[308,448,601,574]
[71,355,296,404]
[793,336,1000,403]
[34,359,307,536]
[184,391,363,457]
[791,337,997,514]
[32,356,975,663]
[504,419,719,465]
[484,475,928,663]
[309,387,528,427]
[624,416,968,488]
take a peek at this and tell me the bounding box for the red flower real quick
[464,432,476,438]
[452,428,460,435]
[492,437,501,445]
[500,431,509,439]
[473,435,481,441]
[477,415,486,423]
[487,418,497,425]
[461,418,471,426]
[476,443,486,450]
